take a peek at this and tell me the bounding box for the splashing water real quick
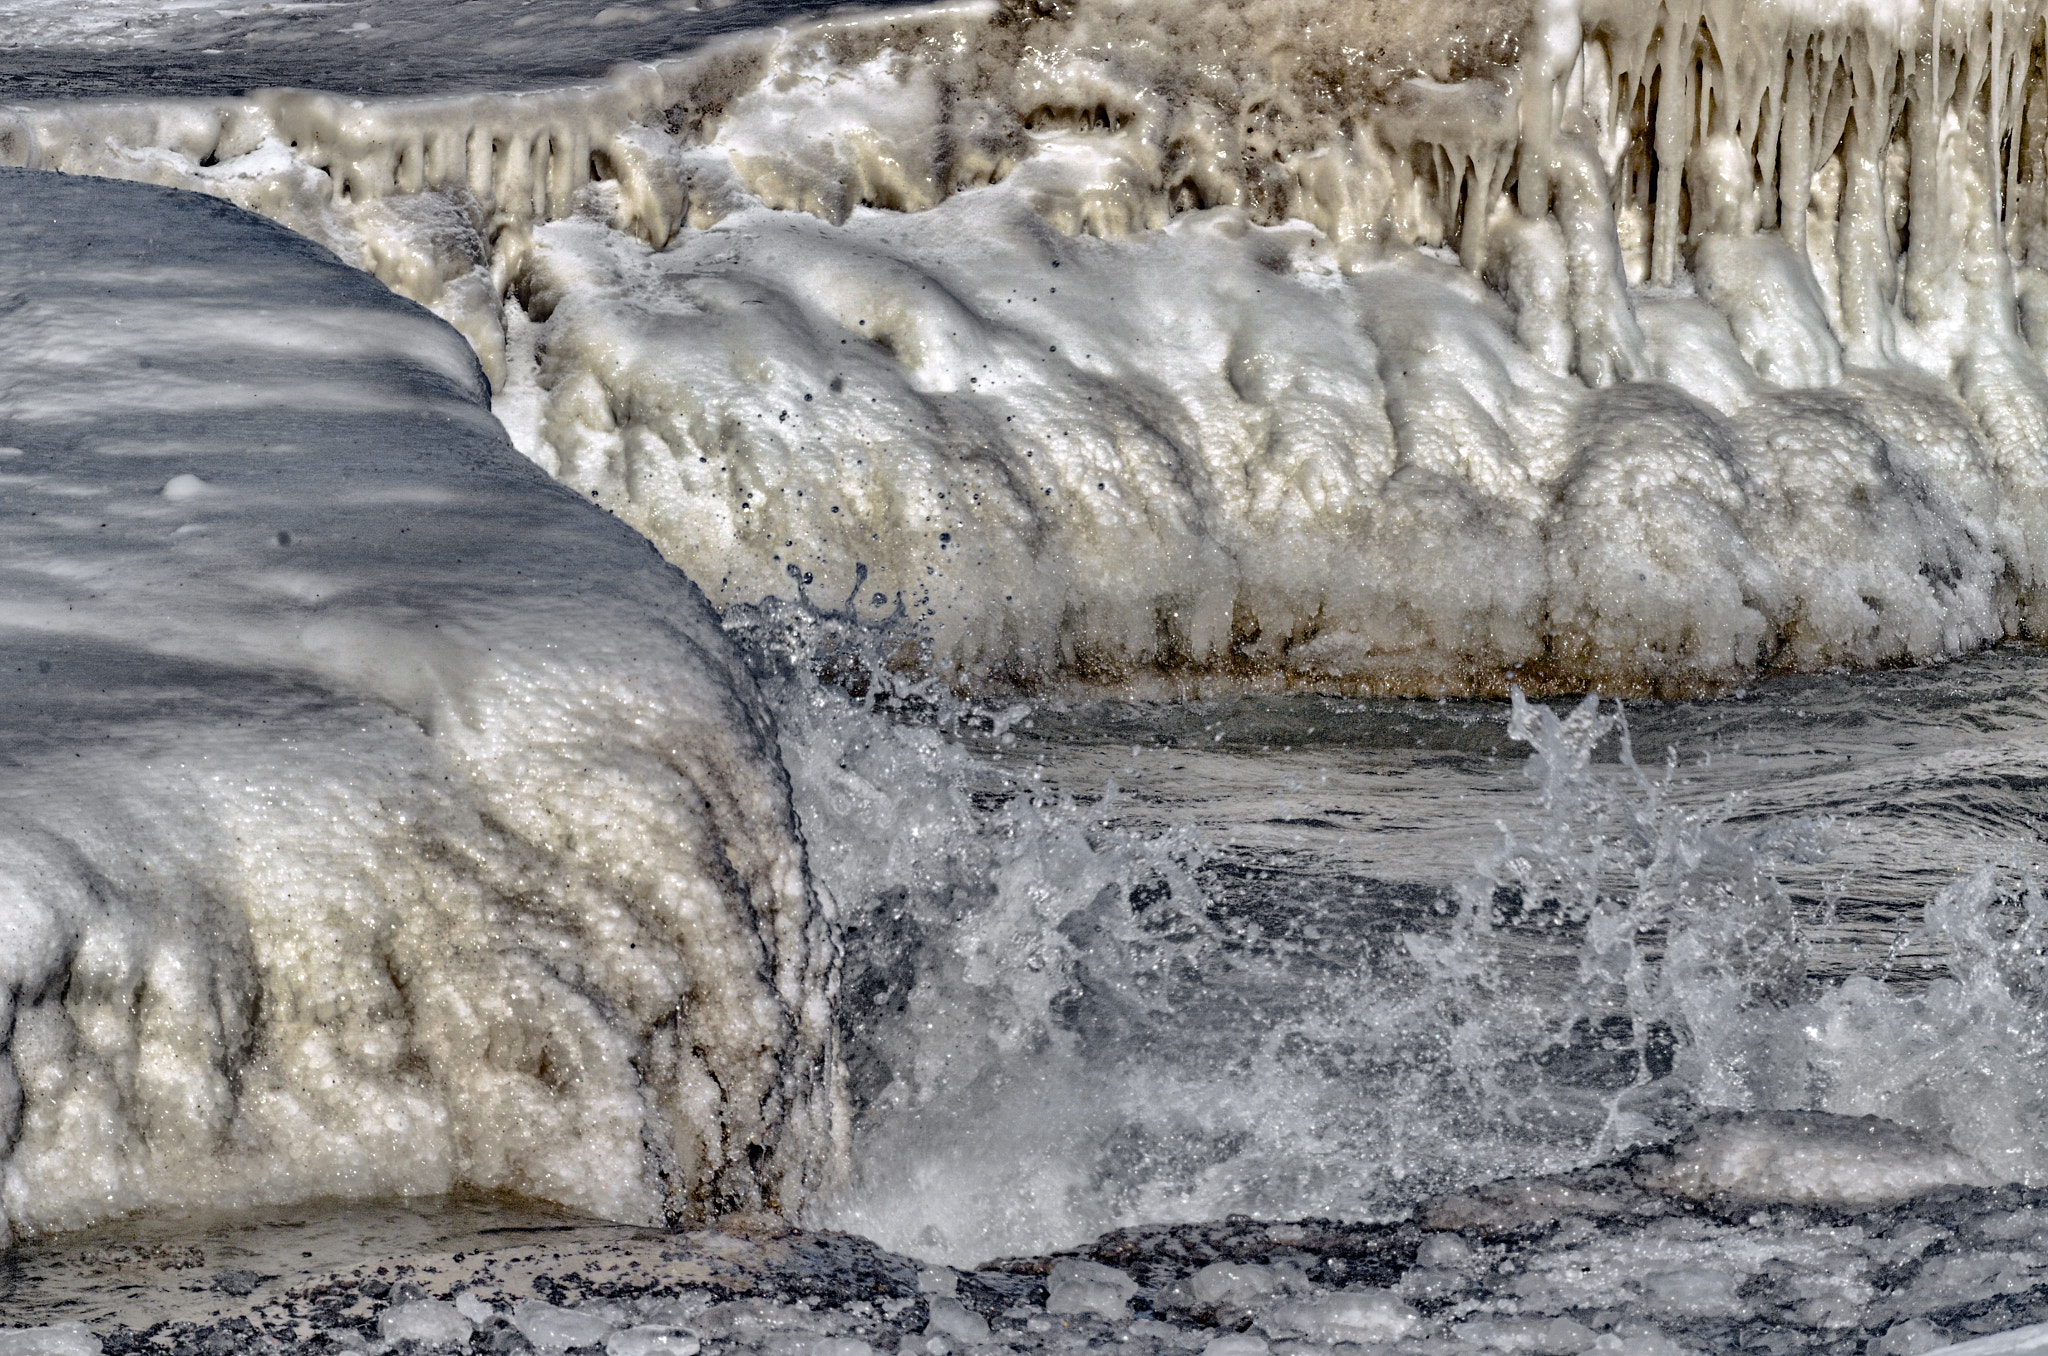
[739,627,2048,1262]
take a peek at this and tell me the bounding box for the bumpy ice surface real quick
[0,168,841,1248]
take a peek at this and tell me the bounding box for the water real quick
[798,645,2048,1263]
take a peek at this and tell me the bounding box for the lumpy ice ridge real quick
[12,0,2048,691]
[0,169,844,1246]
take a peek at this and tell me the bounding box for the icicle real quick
[1780,42,1813,255]
[1651,11,1694,285]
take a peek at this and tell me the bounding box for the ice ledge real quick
[0,167,843,1246]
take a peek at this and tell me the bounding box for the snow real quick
[0,166,841,1246]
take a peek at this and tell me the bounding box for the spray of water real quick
[727,611,2048,1261]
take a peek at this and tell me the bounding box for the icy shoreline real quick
[15,0,2048,692]
[8,1115,2048,1356]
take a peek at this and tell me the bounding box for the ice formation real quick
[13,0,2048,690]
[0,168,844,1247]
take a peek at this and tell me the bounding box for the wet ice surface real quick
[0,166,837,1245]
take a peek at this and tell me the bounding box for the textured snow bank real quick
[0,168,843,1246]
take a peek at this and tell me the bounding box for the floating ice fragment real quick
[1200,1336,1269,1356]
[0,1325,101,1356]
[609,1329,704,1356]
[918,1267,960,1296]
[1636,1111,1994,1209]
[160,473,208,501]
[1257,1291,1420,1344]
[454,1292,496,1324]
[378,1301,474,1348]
[812,1340,874,1356]
[514,1299,618,1352]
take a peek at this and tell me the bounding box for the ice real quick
[1188,1262,1286,1309]
[0,167,842,1244]
[609,1331,705,1356]
[0,1326,100,1356]
[922,1297,992,1343]
[1637,1111,1995,1208]
[514,1299,620,1352]
[1044,1259,1137,1319]
[1257,1291,1422,1344]
[1921,1325,2048,1356]
[378,1300,474,1347]
[21,0,2048,691]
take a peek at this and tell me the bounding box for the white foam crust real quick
[0,167,843,1246]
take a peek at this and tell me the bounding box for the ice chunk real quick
[1189,1262,1285,1309]
[454,1293,497,1324]
[1636,1112,1994,1209]
[610,1330,704,1356]
[924,1298,991,1344]
[0,1326,101,1356]
[1874,1320,1960,1356]
[379,1301,474,1348]
[1201,1337,1270,1356]
[1046,1259,1138,1320]
[0,169,840,1242]
[514,1300,619,1352]
[1454,1317,1597,1353]
[1258,1291,1421,1344]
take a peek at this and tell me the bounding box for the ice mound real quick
[12,0,2048,696]
[17,0,2048,690]
[1635,1112,1996,1210]
[0,168,842,1245]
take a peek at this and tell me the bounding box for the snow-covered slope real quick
[0,167,842,1246]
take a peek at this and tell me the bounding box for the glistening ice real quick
[12,0,2048,691]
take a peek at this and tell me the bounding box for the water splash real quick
[743,631,2048,1261]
